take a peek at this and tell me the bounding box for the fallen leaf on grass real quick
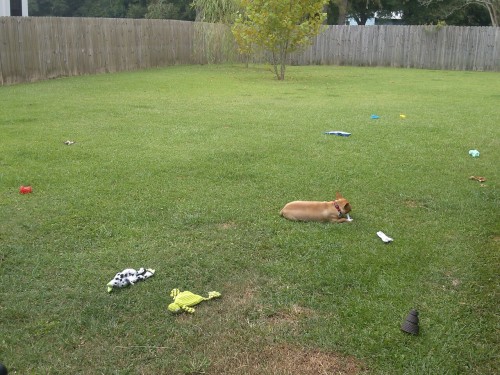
[469,176,486,182]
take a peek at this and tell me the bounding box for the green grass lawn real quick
[0,65,498,374]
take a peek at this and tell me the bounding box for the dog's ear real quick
[335,191,343,199]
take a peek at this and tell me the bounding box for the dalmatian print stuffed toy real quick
[107,268,155,293]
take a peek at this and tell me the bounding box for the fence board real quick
[0,17,498,85]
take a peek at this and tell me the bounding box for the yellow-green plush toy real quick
[168,288,221,314]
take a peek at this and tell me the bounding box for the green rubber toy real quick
[168,288,221,314]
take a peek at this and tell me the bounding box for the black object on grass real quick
[401,309,419,335]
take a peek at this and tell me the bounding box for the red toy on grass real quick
[19,186,32,194]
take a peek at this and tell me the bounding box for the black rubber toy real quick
[401,309,419,335]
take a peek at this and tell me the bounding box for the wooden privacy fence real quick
[0,17,499,85]
[292,25,500,71]
[0,17,227,85]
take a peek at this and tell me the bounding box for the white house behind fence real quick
[0,0,29,16]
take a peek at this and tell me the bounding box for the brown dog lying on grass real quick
[280,192,352,223]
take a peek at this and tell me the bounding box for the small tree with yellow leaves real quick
[232,0,328,80]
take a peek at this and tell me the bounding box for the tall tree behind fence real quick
[0,17,499,85]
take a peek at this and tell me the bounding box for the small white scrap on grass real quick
[324,131,351,137]
[346,214,353,222]
[64,140,75,145]
[377,231,393,243]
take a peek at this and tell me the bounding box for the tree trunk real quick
[279,44,287,80]
[337,0,349,25]
[271,51,280,80]
[279,58,286,80]
[485,3,498,26]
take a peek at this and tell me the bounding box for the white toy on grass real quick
[377,231,393,243]
[107,268,155,292]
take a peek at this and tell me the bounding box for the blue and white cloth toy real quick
[324,131,351,137]
[107,268,155,293]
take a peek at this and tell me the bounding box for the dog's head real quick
[335,192,352,214]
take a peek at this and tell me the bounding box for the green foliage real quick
[190,1,240,64]
[192,0,240,23]
[77,0,127,18]
[326,0,494,26]
[29,0,195,20]
[29,0,78,16]
[145,0,179,19]
[27,0,496,25]
[344,0,383,25]
[232,0,328,80]
[127,3,148,18]
[445,3,492,26]
[403,0,496,26]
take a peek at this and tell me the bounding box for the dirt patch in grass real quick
[266,304,316,324]
[204,281,366,375]
[208,343,365,375]
[443,271,461,289]
[217,221,238,230]
[404,199,428,209]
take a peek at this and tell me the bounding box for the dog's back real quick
[280,201,333,222]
